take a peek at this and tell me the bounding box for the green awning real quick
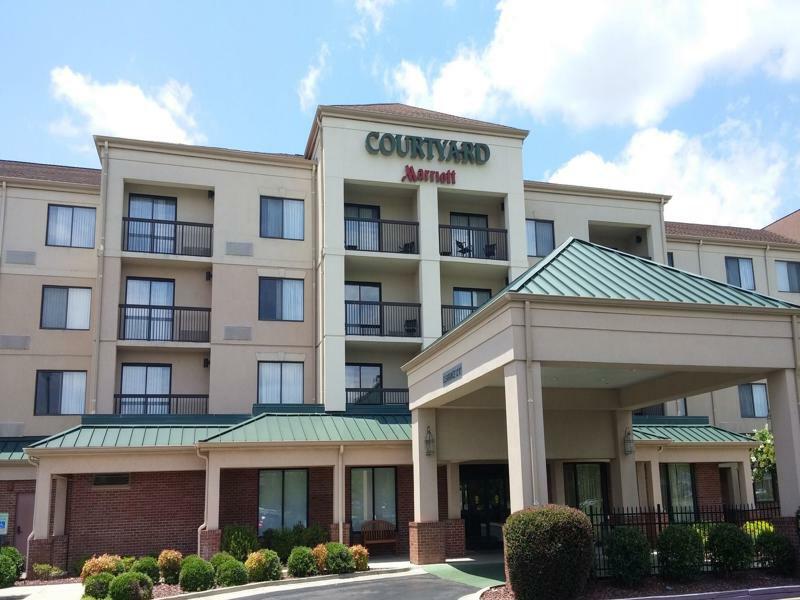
[633,424,754,444]
[28,424,232,450]
[0,437,44,461]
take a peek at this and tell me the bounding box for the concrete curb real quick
[611,584,800,600]
[458,584,494,600]
[157,566,414,600]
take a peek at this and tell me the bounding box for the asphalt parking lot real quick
[252,573,477,599]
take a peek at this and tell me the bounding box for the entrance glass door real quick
[460,464,510,550]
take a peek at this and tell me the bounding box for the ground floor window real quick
[660,463,696,521]
[754,470,777,503]
[564,463,609,514]
[351,467,396,532]
[258,469,307,534]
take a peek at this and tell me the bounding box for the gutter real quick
[0,180,6,268]
[25,454,39,571]
[196,446,209,554]
[90,141,109,413]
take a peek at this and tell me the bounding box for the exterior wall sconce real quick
[425,425,436,456]
[623,428,634,455]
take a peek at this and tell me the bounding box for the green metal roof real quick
[0,437,44,461]
[200,413,412,444]
[29,424,232,450]
[633,424,753,444]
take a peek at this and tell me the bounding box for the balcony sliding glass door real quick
[345,282,381,335]
[127,194,177,253]
[344,204,380,251]
[124,278,175,341]
[120,364,171,414]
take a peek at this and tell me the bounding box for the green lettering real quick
[422,138,434,160]
[433,139,447,160]
[475,143,490,165]
[446,140,462,163]
[365,131,380,154]
[395,134,409,157]
[379,133,395,156]
[461,142,475,164]
[409,137,424,159]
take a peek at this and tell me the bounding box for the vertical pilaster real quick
[32,467,52,539]
[417,185,441,347]
[738,462,755,505]
[52,477,68,537]
[610,410,638,507]
[646,460,663,508]
[412,408,439,522]
[446,463,461,520]
[768,369,800,517]
[205,457,221,531]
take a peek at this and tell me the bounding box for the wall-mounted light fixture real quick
[623,428,634,455]
[425,426,436,457]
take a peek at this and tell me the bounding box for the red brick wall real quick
[308,467,333,528]
[0,480,35,549]
[437,466,448,520]
[65,471,204,562]
[694,463,723,507]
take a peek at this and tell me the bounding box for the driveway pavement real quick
[250,573,476,599]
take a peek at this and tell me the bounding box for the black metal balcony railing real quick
[122,217,213,257]
[346,388,409,405]
[114,394,209,415]
[344,218,419,254]
[345,301,421,337]
[118,305,211,342]
[438,225,508,260]
[441,305,479,334]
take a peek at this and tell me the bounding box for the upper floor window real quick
[258,361,303,404]
[526,219,555,257]
[40,286,91,330]
[260,197,304,240]
[667,252,675,267]
[675,397,688,416]
[725,257,755,290]
[46,205,95,248]
[258,277,303,321]
[777,260,800,293]
[739,383,769,418]
[35,370,85,415]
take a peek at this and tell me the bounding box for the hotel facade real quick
[0,104,799,566]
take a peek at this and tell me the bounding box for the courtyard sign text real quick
[365,132,490,165]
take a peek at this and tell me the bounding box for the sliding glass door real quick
[124,278,175,340]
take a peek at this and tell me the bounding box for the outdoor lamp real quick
[623,428,634,455]
[425,425,436,456]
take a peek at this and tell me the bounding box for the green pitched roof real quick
[29,424,231,450]
[633,424,753,444]
[0,437,44,461]
[200,413,411,444]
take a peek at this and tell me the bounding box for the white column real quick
[646,460,663,508]
[505,360,547,511]
[322,253,346,411]
[412,408,439,522]
[52,477,68,537]
[205,457,221,531]
[31,468,52,539]
[610,410,638,507]
[768,369,800,517]
[551,460,565,504]
[417,185,441,348]
[446,463,461,520]
[505,185,529,279]
[334,446,344,543]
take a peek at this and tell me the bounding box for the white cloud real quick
[390,0,800,127]
[49,66,204,144]
[549,120,787,227]
[298,44,330,112]
[351,0,395,42]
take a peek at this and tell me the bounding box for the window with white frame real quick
[667,252,675,267]
[525,219,555,257]
[725,257,755,290]
[258,277,303,321]
[46,204,96,248]
[35,370,86,415]
[258,469,307,533]
[753,470,776,503]
[260,196,304,240]
[739,383,769,418]
[258,361,303,404]
[350,467,396,532]
[40,286,91,330]
[776,260,800,292]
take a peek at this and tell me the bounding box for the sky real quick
[1,0,799,227]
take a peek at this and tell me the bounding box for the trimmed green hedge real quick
[245,549,282,582]
[707,523,753,573]
[755,531,797,575]
[179,556,215,592]
[287,546,318,577]
[221,525,259,562]
[215,558,248,587]
[130,556,160,583]
[656,525,704,581]
[324,542,355,574]
[84,571,115,599]
[108,571,153,600]
[605,527,651,586]
[0,555,17,589]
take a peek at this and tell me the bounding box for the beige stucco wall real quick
[119,263,212,307]
[123,183,214,224]
[345,347,416,388]
[114,349,210,396]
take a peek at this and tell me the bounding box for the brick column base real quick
[409,521,446,565]
[442,519,465,558]
[773,517,800,549]
[329,522,351,545]
[28,536,69,570]
[198,529,221,559]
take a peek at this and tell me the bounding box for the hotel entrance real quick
[460,464,510,550]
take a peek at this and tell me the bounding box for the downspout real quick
[764,245,772,295]
[792,316,800,409]
[196,446,209,555]
[90,141,109,413]
[25,455,39,572]
[0,180,7,266]
[524,300,537,502]
[338,444,344,543]
[659,198,668,263]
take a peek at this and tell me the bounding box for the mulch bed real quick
[482,572,800,599]
[15,576,81,586]
[152,583,182,598]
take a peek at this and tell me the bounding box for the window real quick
[93,474,130,487]
[258,362,303,404]
[526,219,555,257]
[258,278,304,321]
[126,194,177,253]
[346,363,382,404]
[34,370,86,415]
[725,257,755,290]
[675,398,688,416]
[633,404,665,417]
[453,288,491,309]
[260,196,304,240]
[258,469,307,534]
[351,467,396,532]
[660,463,696,521]
[754,470,777,503]
[46,205,95,248]
[344,204,380,251]
[123,278,175,340]
[563,463,608,514]
[120,364,172,414]
[739,383,769,418]
[40,286,91,330]
[777,260,800,292]
[345,282,381,335]
[667,252,675,267]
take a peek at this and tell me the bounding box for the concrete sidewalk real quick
[0,582,83,600]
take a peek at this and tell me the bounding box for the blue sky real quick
[1,0,799,226]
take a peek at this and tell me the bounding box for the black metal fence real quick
[114,394,209,414]
[118,305,211,342]
[588,503,782,578]
[441,305,478,334]
[344,218,419,254]
[345,388,409,405]
[122,217,213,257]
[344,301,421,337]
[438,225,508,260]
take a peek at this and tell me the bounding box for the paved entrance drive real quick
[253,573,477,599]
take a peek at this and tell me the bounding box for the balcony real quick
[345,301,421,337]
[118,305,211,342]
[114,394,209,414]
[439,225,508,260]
[344,218,419,254]
[441,305,479,334]
[346,388,409,405]
[122,217,213,257]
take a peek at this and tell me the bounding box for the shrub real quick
[71,554,92,577]
[707,522,753,574]
[245,549,281,582]
[131,556,160,583]
[215,558,248,587]
[178,557,214,592]
[157,549,182,585]
[325,542,355,575]
[81,554,125,581]
[301,523,330,548]
[504,505,593,600]
[755,531,797,575]
[605,527,651,586]
[657,525,704,581]
[120,556,136,572]
[262,524,329,563]
[32,563,65,580]
[311,543,328,574]
[221,525,259,562]
[0,546,24,579]
[287,546,318,578]
[350,545,369,571]
[743,520,775,541]
[210,551,235,573]
[84,571,115,598]
[0,555,15,588]
[108,571,153,600]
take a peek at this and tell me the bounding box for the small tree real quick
[751,426,776,493]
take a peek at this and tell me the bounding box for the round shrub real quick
[131,556,160,583]
[287,546,318,577]
[108,571,153,600]
[210,551,235,573]
[311,543,328,574]
[215,558,248,587]
[350,544,369,571]
[81,554,125,581]
[121,556,136,572]
[0,546,24,578]
[743,520,775,541]
[179,557,215,592]
[221,525,259,561]
[0,555,17,589]
[504,505,593,600]
[657,525,704,581]
[157,549,182,585]
[245,549,281,582]
[755,531,797,575]
[84,571,115,599]
[707,522,753,574]
[605,527,651,586]
[325,542,355,575]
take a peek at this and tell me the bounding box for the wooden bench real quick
[360,519,397,553]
